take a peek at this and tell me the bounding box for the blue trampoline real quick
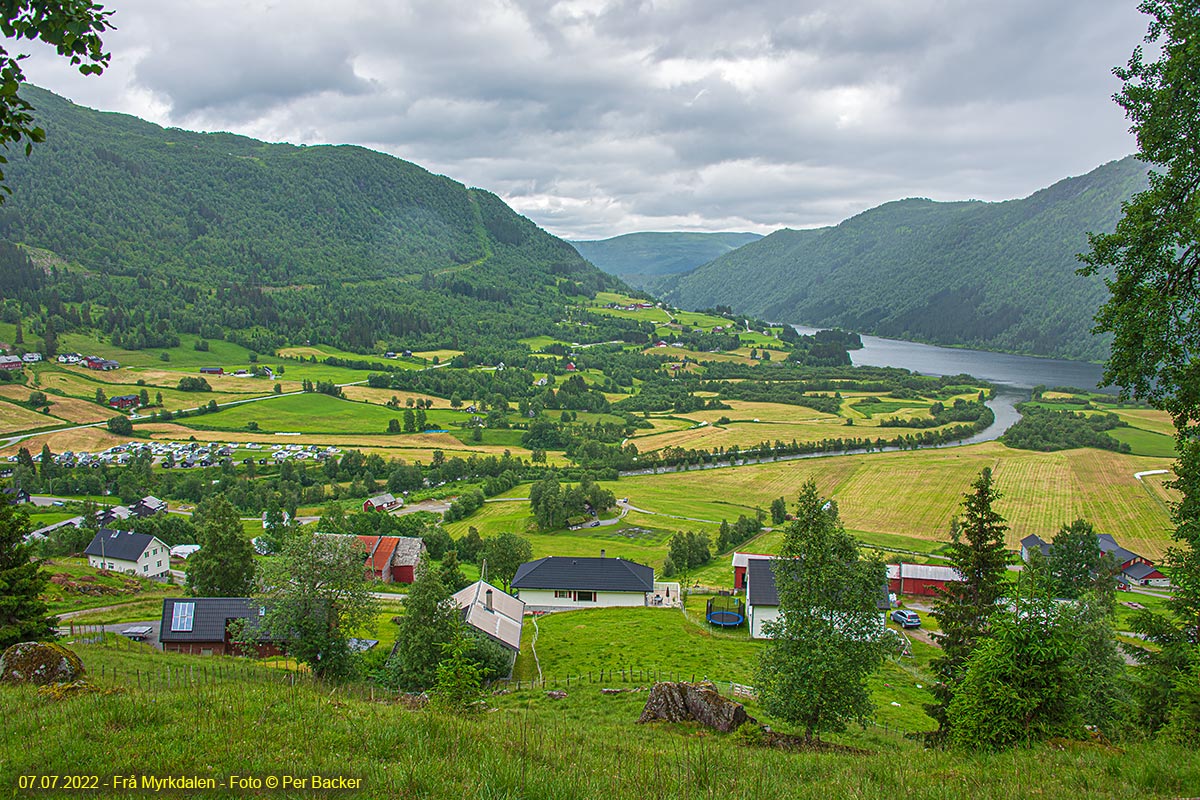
[706,594,745,627]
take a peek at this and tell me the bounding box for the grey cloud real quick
[24,0,1143,239]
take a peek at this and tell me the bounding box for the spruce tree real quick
[927,467,1010,739]
[0,503,53,649]
[186,496,256,597]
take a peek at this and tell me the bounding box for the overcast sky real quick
[22,0,1146,240]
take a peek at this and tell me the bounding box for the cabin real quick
[452,580,525,676]
[511,554,655,611]
[109,394,140,410]
[21,352,41,363]
[131,495,168,518]
[84,528,171,579]
[745,557,890,640]
[887,563,963,597]
[362,493,401,512]
[159,598,285,657]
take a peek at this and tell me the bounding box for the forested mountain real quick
[660,157,1149,361]
[571,231,762,290]
[0,86,629,353]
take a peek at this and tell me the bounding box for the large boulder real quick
[637,681,755,733]
[0,641,85,685]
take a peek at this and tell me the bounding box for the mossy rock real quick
[0,642,85,685]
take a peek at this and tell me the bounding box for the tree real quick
[0,1,113,200]
[438,550,469,592]
[403,408,415,433]
[387,556,460,690]
[186,496,256,597]
[926,468,1010,739]
[431,619,484,710]
[1035,519,1115,600]
[769,497,787,526]
[946,599,1084,750]
[138,388,149,407]
[481,532,532,591]
[106,415,132,436]
[387,418,401,434]
[0,502,53,649]
[259,530,378,681]
[756,481,887,742]
[1077,1,1200,737]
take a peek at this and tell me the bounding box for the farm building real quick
[452,580,525,675]
[887,563,963,597]
[108,394,140,410]
[362,493,401,512]
[158,598,285,657]
[3,487,31,504]
[84,528,171,578]
[131,496,168,517]
[21,352,41,362]
[745,557,890,640]
[731,552,773,591]
[354,535,425,583]
[0,355,24,371]
[511,554,655,611]
[1020,532,1169,588]
[200,367,224,375]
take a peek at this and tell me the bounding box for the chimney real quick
[600,549,606,558]
[485,589,493,612]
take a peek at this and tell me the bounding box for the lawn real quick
[40,557,177,616]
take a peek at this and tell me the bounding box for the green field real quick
[171,392,464,435]
[1110,426,1178,458]
[3,636,1197,799]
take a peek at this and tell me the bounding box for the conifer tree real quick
[0,503,53,649]
[927,467,1010,739]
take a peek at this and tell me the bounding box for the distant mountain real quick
[0,86,630,353]
[660,157,1148,362]
[571,231,763,290]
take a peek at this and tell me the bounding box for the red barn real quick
[362,493,401,512]
[887,563,962,597]
[355,535,426,584]
[731,552,773,591]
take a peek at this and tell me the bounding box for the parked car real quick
[890,609,921,628]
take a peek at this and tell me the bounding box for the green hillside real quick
[0,86,629,353]
[571,231,763,289]
[660,157,1150,361]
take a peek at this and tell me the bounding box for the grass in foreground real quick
[1,636,1197,799]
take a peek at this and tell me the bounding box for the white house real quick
[21,352,42,363]
[745,557,890,640]
[84,528,171,579]
[511,555,655,611]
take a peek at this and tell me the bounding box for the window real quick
[143,565,148,572]
[554,590,572,599]
[575,591,596,603]
[171,602,195,632]
[157,561,162,568]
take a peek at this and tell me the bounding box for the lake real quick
[791,326,1113,392]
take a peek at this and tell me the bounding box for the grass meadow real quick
[2,624,1197,798]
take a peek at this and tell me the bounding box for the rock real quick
[546,690,568,700]
[637,681,755,733]
[0,642,85,686]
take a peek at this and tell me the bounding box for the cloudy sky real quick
[23,0,1146,240]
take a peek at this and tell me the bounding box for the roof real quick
[83,528,159,562]
[1122,562,1164,581]
[512,556,654,593]
[358,535,399,573]
[887,563,962,582]
[366,493,397,507]
[747,557,890,611]
[1097,534,1140,565]
[392,537,425,566]
[731,552,773,569]
[158,597,273,643]
[452,580,525,651]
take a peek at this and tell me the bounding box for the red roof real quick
[357,535,399,574]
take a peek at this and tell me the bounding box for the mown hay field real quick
[605,442,1176,558]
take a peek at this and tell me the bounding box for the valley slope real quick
[571,231,763,290]
[659,157,1149,361]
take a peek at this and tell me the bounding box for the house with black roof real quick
[158,598,284,657]
[511,553,655,611]
[745,557,891,640]
[84,528,171,579]
[3,486,30,504]
[1020,532,1169,588]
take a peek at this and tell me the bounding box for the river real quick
[620,329,1112,477]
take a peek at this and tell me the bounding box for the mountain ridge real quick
[659,157,1147,361]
